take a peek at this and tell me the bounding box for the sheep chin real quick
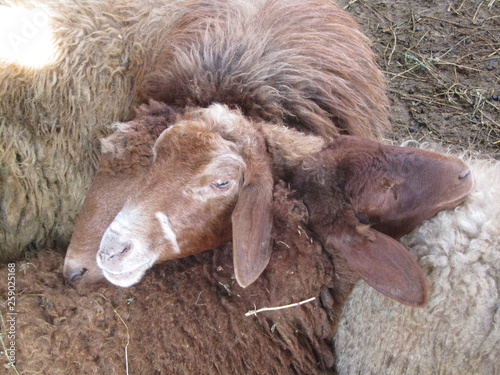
[101,260,155,288]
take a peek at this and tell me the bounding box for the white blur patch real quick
[0,5,57,68]
[204,103,243,133]
[155,212,181,254]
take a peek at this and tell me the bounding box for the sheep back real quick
[141,0,389,141]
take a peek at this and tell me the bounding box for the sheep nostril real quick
[121,241,132,254]
[459,169,471,180]
[67,267,88,286]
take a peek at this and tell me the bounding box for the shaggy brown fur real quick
[2,184,340,374]
[142,0,389,140]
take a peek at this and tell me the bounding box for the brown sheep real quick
[292,136,473,307]
[5,137,472,374]
[64,100,325,286]
[141,0,389,140]
[334,157,499,375]
[90,100,471,292]
[1,0,389,262]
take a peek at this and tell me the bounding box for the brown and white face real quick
[96,105,274,288]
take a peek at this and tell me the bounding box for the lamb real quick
[1,0,389,262]
[5,138,471,374]
[334,157,499,375]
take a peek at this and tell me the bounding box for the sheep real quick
[334,157,500,375]
[140,0,390,141]
[63,100,326,286]
[4,138,472,374]
[91,97,472,292]
[1,0,389,263]
[64,100,471,298]
[94,103,324,288]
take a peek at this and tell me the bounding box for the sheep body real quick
[142,0,389,140]
[335,158,500,375]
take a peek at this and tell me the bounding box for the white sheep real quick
[335,157,499,375]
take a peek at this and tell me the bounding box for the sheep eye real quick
[211,180,231,190]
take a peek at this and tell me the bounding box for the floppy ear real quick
[231,164,274,288]
[327,214,428,307]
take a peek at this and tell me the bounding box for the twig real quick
[244,297,316,317]
[99,294,130,375]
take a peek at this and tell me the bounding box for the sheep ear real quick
[231,168,274,288]
[327,223,428,307]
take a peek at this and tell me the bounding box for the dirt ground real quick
[340,0,499,158]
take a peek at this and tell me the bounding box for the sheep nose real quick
[99,239,133,262]
[64,266,88,286]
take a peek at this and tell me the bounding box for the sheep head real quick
[96,104,274,288]
[293,136,473,307]
[63,101,176,287]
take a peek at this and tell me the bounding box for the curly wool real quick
[0,183,342,374]
[335,158,500,375]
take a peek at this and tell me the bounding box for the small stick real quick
[244,297,316,317]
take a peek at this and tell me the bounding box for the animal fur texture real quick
[1,0,388,262]
[142,0,389,140]
[0,0,185,261]
[335,158,500,375]
[1,184,340,374]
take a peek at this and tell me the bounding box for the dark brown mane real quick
[141,0,389,140]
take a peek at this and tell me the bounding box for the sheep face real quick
[294,136,473,306]
[97,104,273,288]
